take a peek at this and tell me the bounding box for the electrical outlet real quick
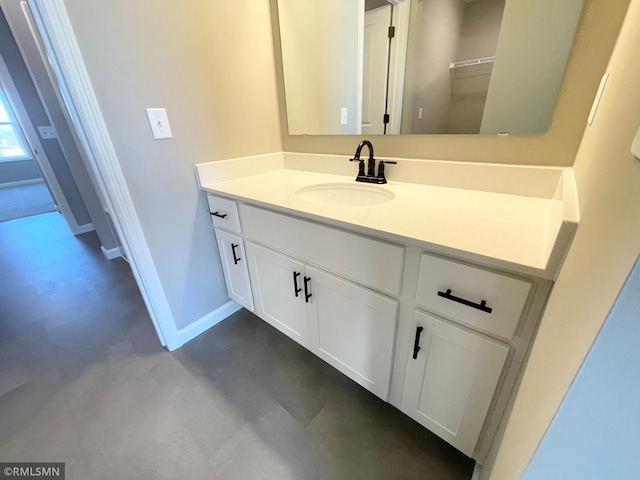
[145,108,173,140]
[38,126,57,139]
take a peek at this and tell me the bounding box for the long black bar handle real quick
[412,326,424,359]
[230,243,240,265]
[303,276,312,303]
[293,271,302,297]
[437,289,493,314]
[211,211,228,219]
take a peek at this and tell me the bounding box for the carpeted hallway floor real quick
[0,181,56,223]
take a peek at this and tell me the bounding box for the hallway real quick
[0,212,474,479]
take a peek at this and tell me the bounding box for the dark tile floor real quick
[0,212,475,480]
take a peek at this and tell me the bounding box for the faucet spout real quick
[354,140,375,178]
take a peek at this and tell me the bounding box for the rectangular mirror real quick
[276,0,585,136]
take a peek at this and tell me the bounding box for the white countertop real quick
[196,153,579,280]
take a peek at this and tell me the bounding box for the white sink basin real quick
[295,183,395,207]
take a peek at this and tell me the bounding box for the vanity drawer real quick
[416,254,531,340]
[206,195,241,233]
[239,204,405,296]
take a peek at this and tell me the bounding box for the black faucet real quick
[349,140,376,182]
[349,140,396,184]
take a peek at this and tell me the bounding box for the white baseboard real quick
[176,300,243,348]
[0,178,44,188]
[101,245,123,260]
[69,222,95,235]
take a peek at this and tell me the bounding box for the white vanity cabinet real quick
[213,229,254,311]
[414,254,532,341]
[206,195,253,311]
[245,241,309,347]
[400,253,533,456]
[204,192,549,460]
[242,210,401,401]
[306,264,398,401]
[206,194,242,233]
[401,310,509,457]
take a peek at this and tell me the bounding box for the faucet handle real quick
[375,160,397,184]
[349,156,366,180]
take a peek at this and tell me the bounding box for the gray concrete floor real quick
[0,212,475,479]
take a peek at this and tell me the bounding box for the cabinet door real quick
[306,266,398,401]
[245,241,309,347]
[214,229,254,311]
[401,310,509,457]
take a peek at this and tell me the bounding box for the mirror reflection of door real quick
[362,4,391,135]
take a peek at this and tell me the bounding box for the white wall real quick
[404,0,464,134]
[480,0,585,134]
[61,0,282,332]
[456,0,505,62]
[487,0,640,477]
[278,0,361,135]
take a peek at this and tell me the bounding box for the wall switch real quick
[418,108,423,120]
[37,126,57,139]
[341,107,348,126]
[632,124,640,159]
[145,108,173,140]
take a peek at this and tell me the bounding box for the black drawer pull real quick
[293,271,302,297]
[412,326,424,359]
[211,211,228,219]
[303,276,312,303]
[231,243,241,265]
[437,289,493,314]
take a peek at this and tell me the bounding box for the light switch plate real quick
[145,108,173,140]
[632,124,640,159]
[340,107,348,126]
[38,126,57,139]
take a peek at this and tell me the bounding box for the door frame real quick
[362,3,392,135]
[386,0,410,135]
[358,0,409,135]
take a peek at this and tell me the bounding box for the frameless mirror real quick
[276,0,585,136]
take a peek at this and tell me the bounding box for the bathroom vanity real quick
[195,152,579,460]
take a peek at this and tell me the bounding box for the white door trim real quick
[27,0,180,349]
[355,0,365,134]
[386,0,410,135]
